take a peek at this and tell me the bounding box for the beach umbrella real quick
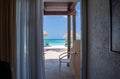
[43,31,48,37]
[63,31,80,39]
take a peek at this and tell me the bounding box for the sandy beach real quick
[44,46,67,59]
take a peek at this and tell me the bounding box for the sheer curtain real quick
[16,0,28,78]
[16,0,45,79]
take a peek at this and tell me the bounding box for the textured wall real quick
[87,0,120,79]
[111,0,120,51]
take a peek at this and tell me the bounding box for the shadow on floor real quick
[45,59,75,79]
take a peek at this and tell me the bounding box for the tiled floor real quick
[45,51,75,79]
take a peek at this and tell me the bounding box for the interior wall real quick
[87,0,120,79]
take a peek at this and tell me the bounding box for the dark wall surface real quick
[87,0,120,79]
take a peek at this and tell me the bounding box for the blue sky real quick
[43,2,81,39]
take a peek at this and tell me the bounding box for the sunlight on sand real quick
[44,46,67,59]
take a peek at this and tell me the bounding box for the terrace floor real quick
[45,48,75,79]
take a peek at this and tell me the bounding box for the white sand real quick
[44,46,67,50]
[44,46,67,59]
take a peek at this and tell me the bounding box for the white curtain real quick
[16,0,45,79]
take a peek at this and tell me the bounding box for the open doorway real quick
[43,1,81,79]
[15,0,87,79]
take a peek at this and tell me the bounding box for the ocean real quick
[44,39,66,46]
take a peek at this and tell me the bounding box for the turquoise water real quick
[44,39,66,46]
